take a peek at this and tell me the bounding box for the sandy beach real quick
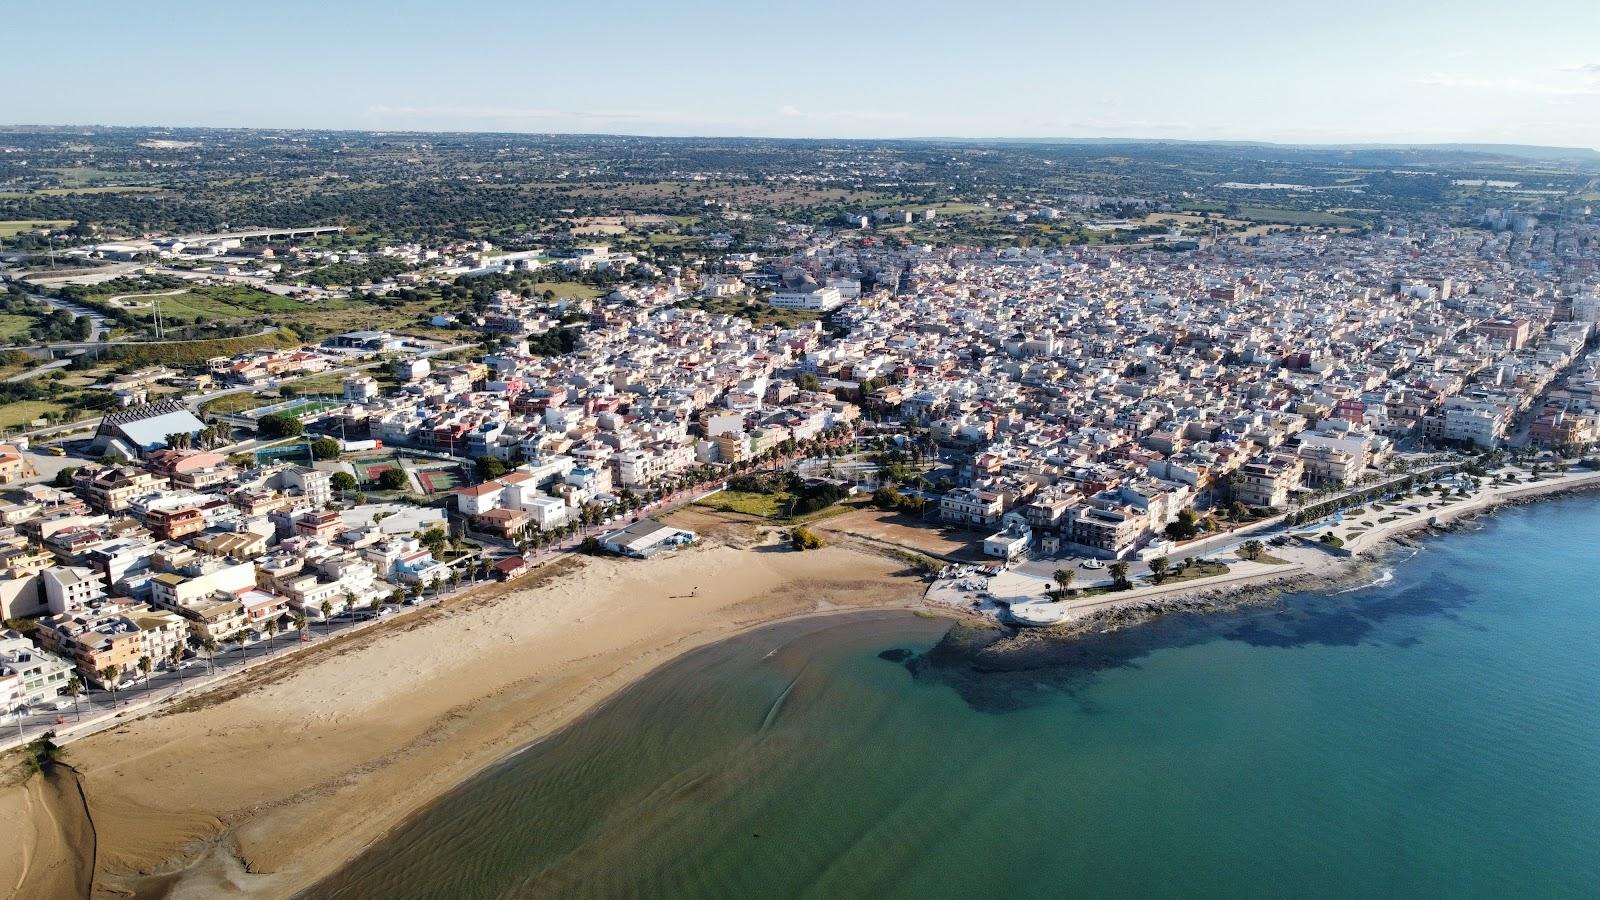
[0,521,924,899]
[3,467,1595,899]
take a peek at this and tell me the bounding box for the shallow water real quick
[310,496,1600,899]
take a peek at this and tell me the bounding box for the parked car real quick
[1080,559,1106,570]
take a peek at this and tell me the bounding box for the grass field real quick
[695,490,792,517]
[113,285,348,324]
[0,219,72,237]
[0,186,162,198]
[0,313,38,340]
[684,296,821,328]
[199,392,267,417]
[1181,203,1361,226]
[527,282,601,301]
[0,400,72,430]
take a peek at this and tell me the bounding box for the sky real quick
[7,0,1600,148]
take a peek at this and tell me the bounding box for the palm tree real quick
[231,631,249,663]
[99,664,121,706]
[1051,568,1074,599]
[169,645,186,688]
[203,637,219,675]
[1239,540,1265,562]
[65,674,82,722]
[293,612,308,644]
[264,617,279,655]
[1108,561,1131,590]
[138,655,153,691]
[320,599,333,633]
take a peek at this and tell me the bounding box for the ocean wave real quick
[1335,567,1395,594]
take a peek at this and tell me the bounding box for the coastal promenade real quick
[931,464,1600,628]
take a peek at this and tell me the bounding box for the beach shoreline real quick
[962,467,1600,636]
[3,468,1596,899]
[0,524,929,900]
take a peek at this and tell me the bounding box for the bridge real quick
[180,226,344,243]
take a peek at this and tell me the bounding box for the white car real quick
[1080,559,1106,570]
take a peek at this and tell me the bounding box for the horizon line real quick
[3,122,1597,155]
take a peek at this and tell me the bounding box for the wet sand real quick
[0,526,924,899]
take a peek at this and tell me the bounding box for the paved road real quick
[1,577,490,752]
[21,289,109,342]
[4,359,69,382]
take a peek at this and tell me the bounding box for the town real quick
[2,132,1600,753]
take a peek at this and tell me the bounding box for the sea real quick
[308,495,1600,899]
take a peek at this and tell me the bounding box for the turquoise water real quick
[310,497,1600,899]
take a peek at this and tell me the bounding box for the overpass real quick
[181,226,344,243]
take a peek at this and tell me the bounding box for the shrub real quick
[789,526,824,551]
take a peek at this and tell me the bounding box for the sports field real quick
[415,467,463,494]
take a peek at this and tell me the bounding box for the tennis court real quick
[416,467,463,494]
[350,452,401,484]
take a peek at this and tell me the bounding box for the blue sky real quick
[8,0,1600,147]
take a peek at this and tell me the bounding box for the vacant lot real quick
[1181,203,1361,226]
[0,400,73,430]
[112,285,345,324]
[696,490,791,518]
[0,219,72,236]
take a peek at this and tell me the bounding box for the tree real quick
[256,413,304,439]
[1052,568,1075,595]
[378,468,408,491]
[65,674,82,722]
[138,654,153,690]
[52,466,79,489]
[99,664,121,706]
[475,456,510,480]
[319,599,333,632]
[1239,540,1265,562]
[311,437,341,460]
[1108,561,1131,590]
[169,645,186,688]
[1147,556,1170,583]
[1165,508,1201,541]
[331,471,358,493]
[203,637,218,675]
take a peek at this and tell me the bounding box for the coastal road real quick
[0,574,496,754]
